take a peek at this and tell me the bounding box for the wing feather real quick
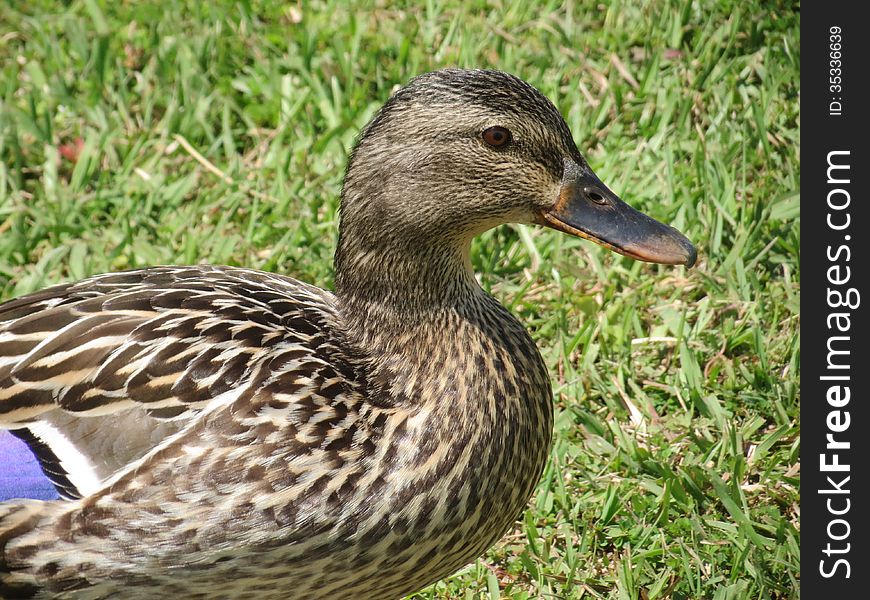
[0,265,342,498]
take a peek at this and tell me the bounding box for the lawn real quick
[0,1,800,598]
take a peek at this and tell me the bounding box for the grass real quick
[0,0,800,598]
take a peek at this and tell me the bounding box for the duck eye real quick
[482,126,512,148]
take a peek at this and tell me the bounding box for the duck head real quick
[336,69,695,306]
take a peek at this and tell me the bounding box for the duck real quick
[0,69,695,599]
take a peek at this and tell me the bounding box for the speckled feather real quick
[1,267,551,599]
[0,70,585,599]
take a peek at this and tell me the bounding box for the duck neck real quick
[334,227,480,327]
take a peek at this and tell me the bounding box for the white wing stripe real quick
[28,420,103,496]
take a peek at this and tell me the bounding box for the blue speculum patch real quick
[0,430,61,501]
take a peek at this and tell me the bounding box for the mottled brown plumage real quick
[0,69,694,599]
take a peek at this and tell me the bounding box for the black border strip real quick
[803,3,870,594]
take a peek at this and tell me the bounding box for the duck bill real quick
[536,160,697,267]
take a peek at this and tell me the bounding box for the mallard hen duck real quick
[0,69,695,599]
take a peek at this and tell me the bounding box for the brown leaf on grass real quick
[58,137,84,163]
[124,43,145,70]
